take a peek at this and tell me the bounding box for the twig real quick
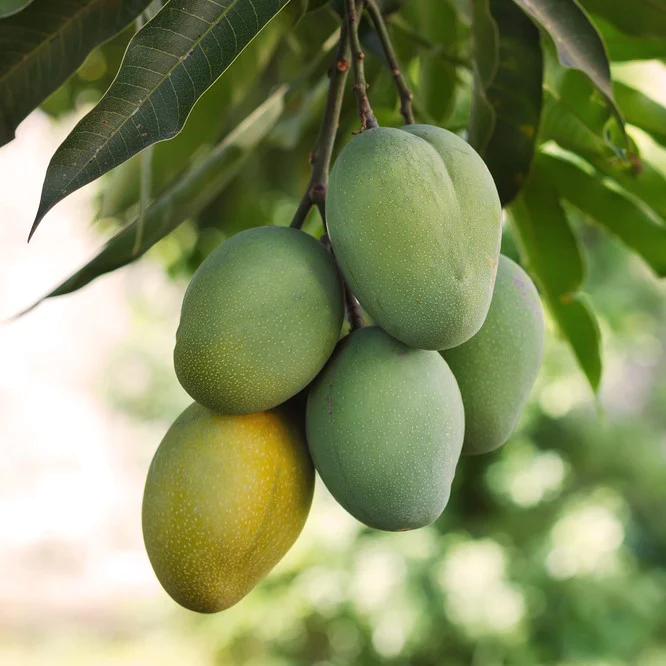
[345,0,378,131]
[288,13,366,330]
[344,282,365,330]
[365,0,414,124]
[290,26,351,229]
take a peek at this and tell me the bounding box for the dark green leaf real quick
[615,81,666,149]
[540,153,666,276]
[513,0,625,139]
[579,0,666,39]
[0,0,34,18]
[0,0,151,147]
[509,161,602,392]
[305,0,329,11]
[19,86,287,315]
[468,0,498,152]
[469,0,543,206]
[30,0,291,240]
[100,13,286,219]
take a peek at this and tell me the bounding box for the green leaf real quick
[513,0,625,140]
[0,0,34,18]
[541,71,610,157]
[413,0,460,125]
[0,0,151,147]
[549,294,602,392]
[29,0,291,240]
[615,81,666,149]
[579,0,666,39]
[592,16,666,62]
[469,0,543,206]
[540,152,666,276]
[99,12,286,219]
[509,161,602,392]
[468,0,498,152]
[509,162,584,296]
[19,86,287,315]
[542,70,666,223]
[305,0,329,11]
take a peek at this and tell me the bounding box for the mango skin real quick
[174,226,344,414]
[142,402,314,613]
[306,326,464,531]
[442,255,545,455]
[327,125,502,350]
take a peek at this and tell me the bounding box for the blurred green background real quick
[1,2,666,665]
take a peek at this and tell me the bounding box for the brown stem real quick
[365,0,415,124]
[345,0,378,131]
[344,282,365,330]
[290,27,351,229]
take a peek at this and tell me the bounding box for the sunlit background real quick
[1,55,666,665]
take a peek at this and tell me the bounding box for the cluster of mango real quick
[141,125,545,613]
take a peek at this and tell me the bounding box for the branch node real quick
[345,0,377,131]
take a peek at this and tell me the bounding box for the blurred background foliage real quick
[2,0,666,663]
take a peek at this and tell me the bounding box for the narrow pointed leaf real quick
[30,0,291,239]
[469,0,542,206]
[0,0,151,147]
[0,0,34,18]
[19,87,287,315]
[541,153,666,276]
[513,0,625,140]
[509,160,602,392]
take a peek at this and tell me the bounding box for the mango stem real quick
[290,24,351,230]
[365,0,415,125]
[345,0,378,131]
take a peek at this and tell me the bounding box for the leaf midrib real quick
[516,0,610,95]
[53,0,255,207]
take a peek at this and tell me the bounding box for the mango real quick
[174,226,344,414]
[142,402,314,613]
[326,125,502,350]
[306,326,464,531]
[442,255,544,455]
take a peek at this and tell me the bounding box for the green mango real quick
[306,326,464,531]
[327,125,502,350]
[142,402,314,613]
[174,226,344,414]
[442,255,545,455]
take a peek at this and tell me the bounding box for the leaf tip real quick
[27,204,48,242]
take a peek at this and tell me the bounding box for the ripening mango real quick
[174,226,344,414]
[326,125,502,350]
[306,326,464,531]
[142,402,314,613]
[442,255,545,455]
